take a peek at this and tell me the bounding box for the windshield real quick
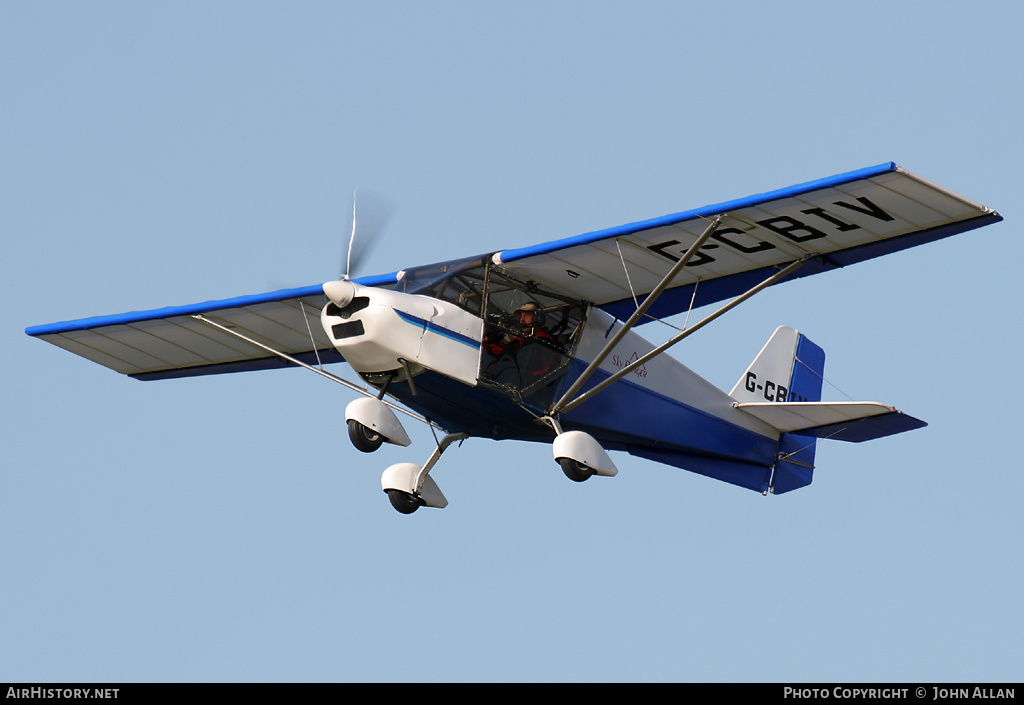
[393,254,488,317]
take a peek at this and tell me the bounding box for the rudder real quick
[731,326,826,494]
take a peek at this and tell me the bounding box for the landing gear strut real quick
[381,432,468,514]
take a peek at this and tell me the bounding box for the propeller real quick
[341,189,398,281]
[326,189,398,308]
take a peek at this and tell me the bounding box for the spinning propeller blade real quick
[342,189,398,280]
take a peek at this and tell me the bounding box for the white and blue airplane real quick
[26,162,1002,513]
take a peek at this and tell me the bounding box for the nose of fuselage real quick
[323,279,358,308]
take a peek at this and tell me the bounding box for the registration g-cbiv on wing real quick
[27,162,1002,514]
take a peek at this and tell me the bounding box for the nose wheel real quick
[381,432,467,514]
[386,488,425,514]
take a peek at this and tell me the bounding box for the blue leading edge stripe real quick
[598,211,1002,322]
[496,162,899,263]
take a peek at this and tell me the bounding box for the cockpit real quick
[394,255,587,406]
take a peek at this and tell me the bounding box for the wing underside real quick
[494,163,1001,322]
[27,285,343,381]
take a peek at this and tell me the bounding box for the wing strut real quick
[191,314,428,424]
[552,257,808,416]
[548,216,723,416]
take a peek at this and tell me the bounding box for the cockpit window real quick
[394,256,587,405]
[393,254,488,317]
[478,265,587,406]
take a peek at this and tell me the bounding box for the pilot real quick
[483,302,559,358]
[511,302,554,343]
[482,301,568,389]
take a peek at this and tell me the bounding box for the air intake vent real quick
[332,320,365,339]
[326,297,370,319]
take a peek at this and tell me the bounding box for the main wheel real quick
[386,488,424,514]
[348,419,384,453]
[558,457,595,483]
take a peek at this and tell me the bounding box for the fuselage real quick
[320,275,783,480]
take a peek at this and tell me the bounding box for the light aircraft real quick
[27,162,1002,513]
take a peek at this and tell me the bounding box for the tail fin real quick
[731,326,825,494]
[730,326,825,405]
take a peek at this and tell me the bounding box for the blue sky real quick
[3,1,1021,682]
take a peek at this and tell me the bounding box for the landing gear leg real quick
[381,432,469,514]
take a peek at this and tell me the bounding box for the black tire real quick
[348,419,384,453]
[386,489,424,514]
[558,457,594,483]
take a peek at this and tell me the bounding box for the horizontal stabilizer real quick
[734,401,927,442]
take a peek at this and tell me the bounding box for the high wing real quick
[25,274,398,381]
[494,162,1002,322]
[27,163,1001,381]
